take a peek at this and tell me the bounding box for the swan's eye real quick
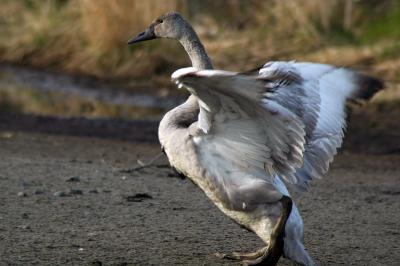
[157,19,163,24]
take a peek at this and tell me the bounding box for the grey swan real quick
[128,12,383,265]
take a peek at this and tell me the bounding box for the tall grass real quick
[80,0,186,55]
[0,0,398,79]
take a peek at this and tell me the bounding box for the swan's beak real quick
[128,28,156,44]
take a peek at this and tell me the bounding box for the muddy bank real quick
[0,112,159,143]
[1,104,399,154]
[0,129,399,266]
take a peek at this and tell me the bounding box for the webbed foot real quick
[214,246,268,261]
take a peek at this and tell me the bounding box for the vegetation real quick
[0,0,399,81]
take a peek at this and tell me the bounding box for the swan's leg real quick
[215,195,293,265]
[243,195,293,266]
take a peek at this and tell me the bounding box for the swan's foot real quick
[243,195,293,266]
[214,246,268,261]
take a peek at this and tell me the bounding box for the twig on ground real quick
[119,153,166,173]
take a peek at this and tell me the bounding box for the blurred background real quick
[0,0,399,151]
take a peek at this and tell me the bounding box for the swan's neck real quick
[158,95,198,146]
[159,23,212,146]
[178,27,213,70]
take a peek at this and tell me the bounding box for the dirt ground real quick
[0,114,399,266]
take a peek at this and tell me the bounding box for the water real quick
[0,64,185,119]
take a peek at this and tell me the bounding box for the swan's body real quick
[129,12,383,265]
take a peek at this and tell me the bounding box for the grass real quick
[0,0,399,80]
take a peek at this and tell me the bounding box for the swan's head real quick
[128,12,188,44]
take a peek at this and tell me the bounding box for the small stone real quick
[87,232,97,237]
[381,189,400,195]
[17,192,27,197]
[19,180,31,188]
[126,193,153,202]
[121,176,127,180]
[0,132,13,138]
[54,191,67,197]
[88,189,99,194]
[172,207,186,211]
[66,176,80,182]
[91,260,102,266]
[21,213,29,219]
[72,189,84,195]
[67,189,83,195]
[34,188,45,195]
[21,225,31,230]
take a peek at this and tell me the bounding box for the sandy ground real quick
[0,114,399,266]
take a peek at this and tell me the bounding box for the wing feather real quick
[259,62,383,190]
[172,67,306,185]
[171,62,383,196]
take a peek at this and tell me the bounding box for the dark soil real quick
[0,112,399,265]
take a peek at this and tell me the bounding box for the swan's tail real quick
[351,72,384,100]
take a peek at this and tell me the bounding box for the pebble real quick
[66,176,81,182]
[17,191,27,197]
[67,189,83,195]
[91,260,102,266]
[87,232,97,237]
[0,132,13,138]
[34,188,45,195]
[126,193,153,202]
[19,181,31,188]
[88,188,99,194]
[54,191,67,197]
[381,189,400,195]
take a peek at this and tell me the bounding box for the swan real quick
[128,12,383,265]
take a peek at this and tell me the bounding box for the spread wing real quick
[171,67,306,185]
[257,61,383,190]
[172,62,383,195]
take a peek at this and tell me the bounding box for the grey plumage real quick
[128,12,383,266]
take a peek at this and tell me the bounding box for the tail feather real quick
[351,73,384,100]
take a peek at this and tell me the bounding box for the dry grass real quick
[80,0,183,54]
[0,0,189,78]
[0,0,399,80]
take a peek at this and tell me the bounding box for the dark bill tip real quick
[127,29,156,45]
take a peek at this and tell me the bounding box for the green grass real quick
[360,1,400,43]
